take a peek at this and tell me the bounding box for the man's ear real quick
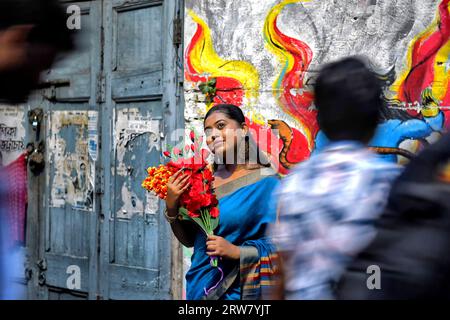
[0,24,34,70]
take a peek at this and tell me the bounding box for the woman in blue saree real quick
[164,104,280,300]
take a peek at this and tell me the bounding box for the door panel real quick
[113,3,163,71]
[99,0,173,300]
[35,0,102,299]
[45,3,95,102]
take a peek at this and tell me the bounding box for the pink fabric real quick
[0,153,27,247]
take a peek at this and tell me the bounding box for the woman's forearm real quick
[167,206,197,247]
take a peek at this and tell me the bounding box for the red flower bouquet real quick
[142,130,220,267]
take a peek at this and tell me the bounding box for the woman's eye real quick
[217,122,225,129]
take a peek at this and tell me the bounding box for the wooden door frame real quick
[166,0,185,300]
[25,0,185,300]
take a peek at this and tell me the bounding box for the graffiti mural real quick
[371,0,449,161]
[264,0,317,153]
[184,7,312,174]
[185,10,260,107]
[184,0,450,171]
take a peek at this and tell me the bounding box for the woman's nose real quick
[206,133,216,144]
[210,129,220,140]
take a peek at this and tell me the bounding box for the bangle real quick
[164,208,179,224]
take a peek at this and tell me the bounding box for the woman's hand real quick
[165,169,190,211]
[206,235,240,260]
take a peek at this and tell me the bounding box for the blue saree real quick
[185,168,280,300]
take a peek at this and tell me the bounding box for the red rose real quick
[186,201,201,213]
[199,193,212,208]
[210,194,218,207]
[203,168,214,183]
[210,207,219,218]
[190,130,196,142]
[190,177,204,192]
[180,193,199,213]
[168,156,207,172]
[179,178,204,212]
[163,151,171,158]
[188,210,199,218]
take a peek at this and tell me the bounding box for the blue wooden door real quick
[29,0,103,300]
[98,0,182,300]
[27,0,183,300]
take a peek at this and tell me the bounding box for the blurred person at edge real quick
[0,0,75,299]
[268,57,402,300]
[337,132,450,299]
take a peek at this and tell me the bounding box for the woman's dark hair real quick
[314,57,382,142]
[204,104,271,170]
[204,104,246,126]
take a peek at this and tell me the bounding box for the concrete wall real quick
[184,0,450,173]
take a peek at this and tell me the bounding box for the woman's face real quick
[204,112,246,162]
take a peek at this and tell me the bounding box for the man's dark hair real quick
[0,0,74,51]
[314,57,382,142]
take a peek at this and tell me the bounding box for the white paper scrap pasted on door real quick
[114,108,161,219]
[0,106,26,166]
[48,111,94,211]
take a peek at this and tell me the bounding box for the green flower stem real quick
[203,209,211,234]
[206,210,211,233]
[201,210,206,232]
[210,257,218,267]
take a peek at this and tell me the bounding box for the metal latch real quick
[39,79,71,101]
[27,141,45,176]
[28,108,43,140]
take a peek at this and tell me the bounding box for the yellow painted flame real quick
[391,2,450,113]
[187,10,260,107]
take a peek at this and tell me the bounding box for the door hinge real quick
[96,74,106,103]
[173,17,182,46]
[96,167,105,195]
[36,258,47,271]
[36,258,47,286]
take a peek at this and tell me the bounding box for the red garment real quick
[0,153,27,246]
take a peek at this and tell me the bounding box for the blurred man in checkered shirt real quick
[269,57,401,300]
